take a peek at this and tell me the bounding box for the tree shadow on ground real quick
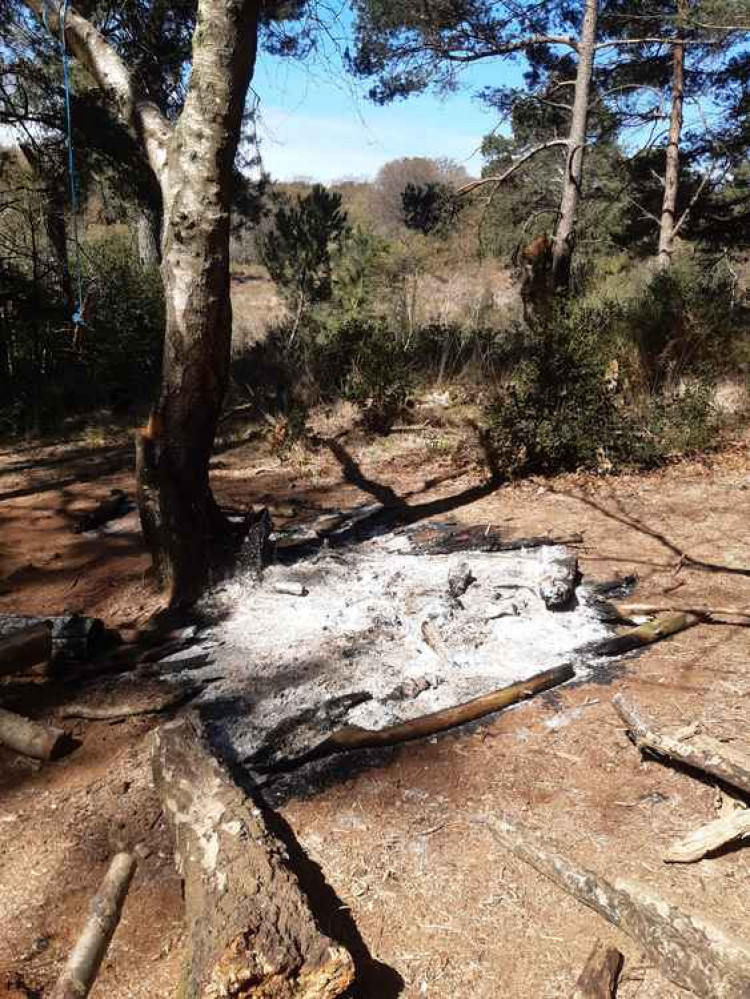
[551,487,750,579]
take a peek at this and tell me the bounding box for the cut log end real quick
[0,707,72,761]
[570,939,623,998]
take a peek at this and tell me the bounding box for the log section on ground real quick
[613,694,750,796]
[50,853,136,999]
[584,612,699,657]
[256,663,574,772]
[0,622,52,676]
[0,706,70,760]
[666,808,750,863]
[483,814,750,998]
[0,614,104,662]
[570,939,623,998]
[151,715,355,999]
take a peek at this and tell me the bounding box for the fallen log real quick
[49,852,136,999]
[618,603,750,624]
[665,808,750,863]
[59,683,199,721]
[570,940,623,998]
[483,813,750,998]
[0,706,70,760]
[73,489,131,533]
[0,614,104,662]
[151,715,355,999]
[0,622,52,676]
[613,694,750,797]
[256,663,574,772]
[583,612,699,657]
[407,526,584,556]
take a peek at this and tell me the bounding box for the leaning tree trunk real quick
[136,0,260,607]
[551,0,598,290]
[657,21,685,269]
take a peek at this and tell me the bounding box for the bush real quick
[483,302,721,478]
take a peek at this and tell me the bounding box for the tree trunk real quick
[151,715,355,998]
[135,0,261,606]
[551,0,598,290]
[136,208,161,267]
[657,21,685,269]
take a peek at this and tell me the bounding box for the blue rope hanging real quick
[45,0,86,328]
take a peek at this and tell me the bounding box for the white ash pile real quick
[192,525,613,767]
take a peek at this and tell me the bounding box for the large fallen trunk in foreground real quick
[151,715,355,999]
[484,814,750,998]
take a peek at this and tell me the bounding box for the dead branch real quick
[259,663,574,772]
[0,706,70,760]
[59,682,202,720]
[666,807,750,863]
[484,813,750,998]
[0,622,52,676]
[49,853,136,999]
[585,612,699,656]
[613,694,750,796]
[618,603,750,624]
[570,940,623,998]
[151,715,355,998]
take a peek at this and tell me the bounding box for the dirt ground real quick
[0,416,748,999]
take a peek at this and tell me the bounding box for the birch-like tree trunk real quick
[24,0,261,605]
[657,14,686,269]
[551,0,599,290]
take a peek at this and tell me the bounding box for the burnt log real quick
[0,706,70,760]
[539,553,580,610]
[151,715,355,999]
[570,940,623,998]
[0,614,104,663]
[255,663,574,772]
[0,623,53,676]
[484,813,750,998]
[583,612,699,657]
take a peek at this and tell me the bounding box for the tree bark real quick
[570,940,622,998]
[151,715,355,999]
[133,0,262,605]
[613,694,750,796]
[657,11,686,269]
[50,853,136,999]
[484,814,750,998]
[551,0,599,290]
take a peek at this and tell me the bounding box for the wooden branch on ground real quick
[618,603,750,624]
[613,694,750,797]
[258,663,574,773]
[50,853,136,999]
[584,612,699,657]
[665,808,750,863]
[59,683,199,721]
[408,527,584,557]
[151,716,355,999]
[570,940,623,998]
[0,706,70,760]
[0,622,52,676]
[483,813,750,998]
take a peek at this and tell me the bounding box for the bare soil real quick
[0,417,748,998]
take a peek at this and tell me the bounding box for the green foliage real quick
[401,181,460,235]
[483,302,722,478]
[260,184,349,324]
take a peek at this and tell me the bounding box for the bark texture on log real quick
[613,694,750,796]
[50,852,136,999]
[484,814,750,998]
[0,623,52,675]
[256,664,574,772]
[0,707,69,760]
[151,716,355,999]
[570,939,622,999]
[666,808,750,863]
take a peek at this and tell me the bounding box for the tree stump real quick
[151,715,355,999]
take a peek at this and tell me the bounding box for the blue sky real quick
[253,37,526,183]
